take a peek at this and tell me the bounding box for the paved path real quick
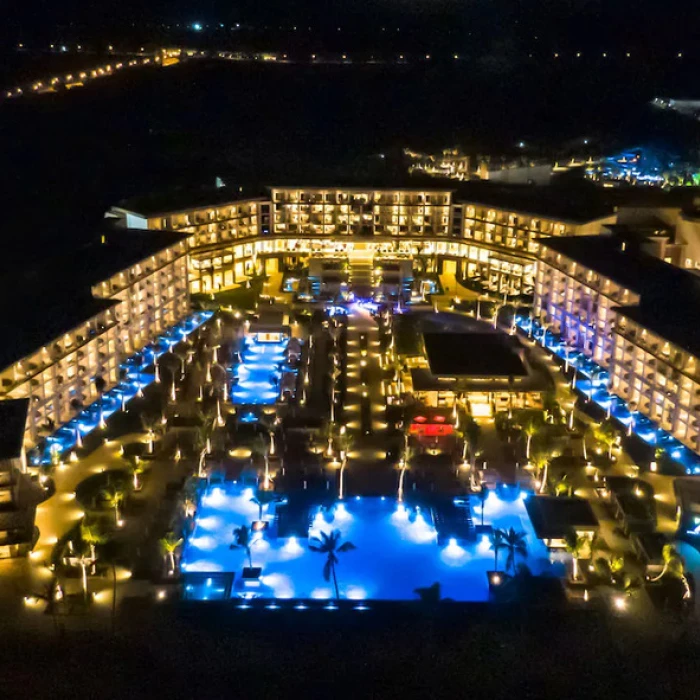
[344,306,387,439]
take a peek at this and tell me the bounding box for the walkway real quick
[344,305,387,440]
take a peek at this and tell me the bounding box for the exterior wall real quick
[0,306,120,448]
[150,199,268,243]
[0,456,24,506]
[533,240,700,455]
[270,188,452,238]
[92,240,190,357]
[534,244,639,366]
[611,317,700,452]
[0,240,189,451]
[452,204,615,296]
[113,189,615,299]
[677,212,700,269]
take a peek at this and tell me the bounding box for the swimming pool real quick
[229,337,295,405]
[181,483,560,602]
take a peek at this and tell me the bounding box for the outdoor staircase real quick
[348,245,375,300]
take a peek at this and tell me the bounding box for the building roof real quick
[0,294,119,372]
[674,478,700,515]
[0,228,187,370]
[113,185,269,217]
[0,399,29,460]
[540,231,700,357]
[539,233,697,296]
[525,496,598,540]
[114,176,453,218]
[423,332,527,377]
[452,182,615,224]
[613,304,700,359]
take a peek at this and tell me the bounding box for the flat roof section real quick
[452,182,615,224]
[114,185,269,217]
[525,496,599,540]
[539,233,700,297]
[0,295,118,372]
[0,399,29,460]
[613,304,700,359]
[423,332,527,378]
[0,228,187,371]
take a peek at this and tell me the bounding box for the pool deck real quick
[182,483,562,602]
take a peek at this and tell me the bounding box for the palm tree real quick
[522,417,541,460]
[127,455,145,490]
[230,524,254,569]
[308,528,356,600]
[531,450,551,494]
[321,421,336,458]
[80,520,107,574]
[593,420,618,460]
[491,528,505,571]
[75,543,93,602]
[649,544,692,600]
[254,434,272,489]
[250,490,280,521]
[476,484,489,527]
[100,485,126,526]
[553,473,571,498]
[414,581,442,604]
[463,416,481,467]
[397,445,413,502]
[500,528,528,575]
[337,430,353,461]
[159,532,183,575]
[564,530,590,580]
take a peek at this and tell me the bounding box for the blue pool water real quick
[31,311,213,465]
[516,315,700,475]
[229,338,294,405]
[181,483,560,602]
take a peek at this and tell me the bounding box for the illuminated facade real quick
[534,232,700,455]
[611,310,700,451]
[451,202,616,297]
[110,185,614,298]
[534,240,640,367]
[0,233,189,449]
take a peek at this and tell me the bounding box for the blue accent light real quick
[33,311,212,464]
[514,315,700,475]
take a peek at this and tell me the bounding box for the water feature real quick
[229,336,296,405]
[181,482,558,602]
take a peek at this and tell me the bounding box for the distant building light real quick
[192,22,203,32]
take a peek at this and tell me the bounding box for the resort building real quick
[109,183,615,299]
[0,230,189,451]
[0,399,44,557]
[400,315,550,417]
[525,496,599,550]
[534,228,700,455]
[450,198,616,297]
